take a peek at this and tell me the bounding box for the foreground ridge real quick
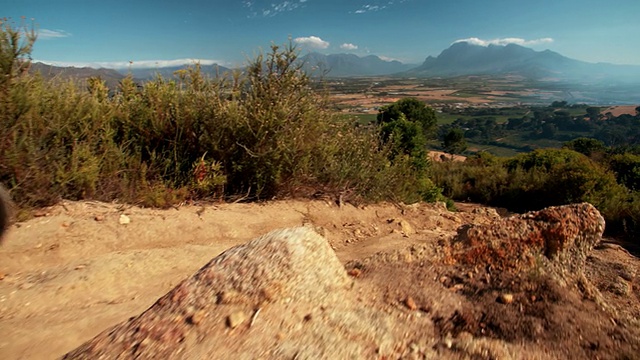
[62,203,639,359]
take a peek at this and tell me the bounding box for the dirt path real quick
[0,199,478,359]
[1,199,638,359]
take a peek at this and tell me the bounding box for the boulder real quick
[451,203,605,272]
[62,227,396,359]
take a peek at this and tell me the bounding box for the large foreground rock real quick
[450,203,605,272]
[62,227,395,359]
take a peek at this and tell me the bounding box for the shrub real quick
[431,148,638,240]
[0,24,442,208]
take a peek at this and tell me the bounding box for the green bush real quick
[608,153,640,191]
[431,148,639,240]
[0,23,442,208]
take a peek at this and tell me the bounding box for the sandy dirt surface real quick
[601,105,639,117]
[428,151,467,162]
[0,199,466,359]
[0,200,638,359]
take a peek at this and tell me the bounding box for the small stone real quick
[33,210,48,217]
[444,337,453,349]
[347,268,362,278]
[609,277,631,296]
[399,220,415,236]
[405,296,417,311]
[498,293,514,304]
[19,282,34,290]
[218,290,241,304]
[119,214,131,225]
[188,310,205,325]
[227,310,247,328]
[94,215,104,222]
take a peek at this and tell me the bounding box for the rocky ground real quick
[0,199,638,359]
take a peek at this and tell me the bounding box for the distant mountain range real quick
[29,62,126,89]
[125,64,232,81]
[29,62,232,86]
[29,42,640,86]
[298,53,416,77]
[406,42,640,83]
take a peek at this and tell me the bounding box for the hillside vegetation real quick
[0,21,440,210]
[1,20,639,242]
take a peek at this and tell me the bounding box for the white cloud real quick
[37,29,71,39]
[243,0,308,18]
[340,43,358,50]
[378,55,400,62]
[453,37,554,47]
[354,4,384,14]
[36,58,227,69]
[352,1,408,14]
[294,36,330,49]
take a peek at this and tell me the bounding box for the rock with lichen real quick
[450,203,605,273]
[62,227,397,360]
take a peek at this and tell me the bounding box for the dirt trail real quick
[0,199,638,359]
[0,199,471,359]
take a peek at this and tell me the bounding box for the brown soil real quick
[0,200,638,359]
[601,105,638,117]
[428,151,467,162]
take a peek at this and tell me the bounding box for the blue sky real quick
[3,0,639,69]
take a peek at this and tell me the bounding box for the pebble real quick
[119,214,131,225]
[227,310,247,328]
[405,296,417,311]
[347,268,362,278]
[399,220,415,236]
[188,310,205,325]
[498,293,514,304]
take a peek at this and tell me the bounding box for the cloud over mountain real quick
[340,43,358,50]
[36,58,227,69]
[453,37,554,47]
[294,36,329,49]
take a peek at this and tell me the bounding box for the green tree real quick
[442,127,467,156]
[377,98,436,172]
[586,107,601,121]
[377,97,437,138]
[0,17,36,94]
[563,137,606,157]
[380,113,427,166]
[609,153,640,191]
[540,123,557,138]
